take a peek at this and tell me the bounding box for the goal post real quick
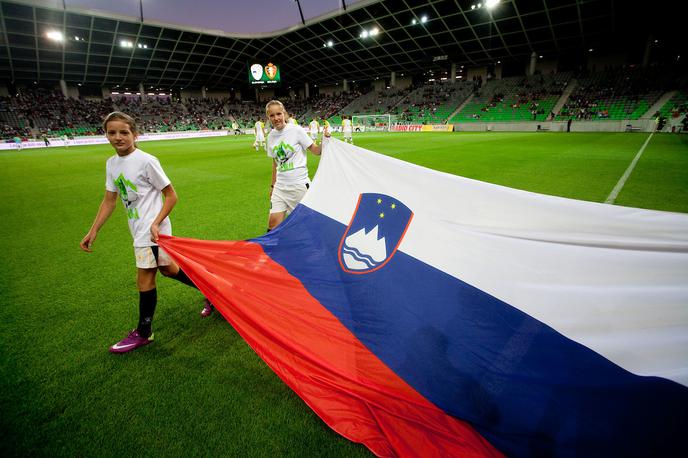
[351,114,394,132]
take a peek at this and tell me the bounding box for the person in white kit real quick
[254,118,266,151]
[80,112,214,353]
[265,100,330,231]
[342,115,353,144]
[309,117,320,141]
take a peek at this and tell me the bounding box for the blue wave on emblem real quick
[339,193,413,274]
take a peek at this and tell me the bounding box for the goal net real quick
[351,114,394,132]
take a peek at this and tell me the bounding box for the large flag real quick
[159,138,688,457]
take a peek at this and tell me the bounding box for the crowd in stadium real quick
[2,66,687,142]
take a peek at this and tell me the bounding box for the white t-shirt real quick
[267,122,314,187]
[309,120,319,135]
[342,119,352,132]
[105,148,172,247]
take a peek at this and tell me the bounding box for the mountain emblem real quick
[338,193,413,274]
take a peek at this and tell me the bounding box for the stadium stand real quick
[554,67,670,121]
[393,81,474,124]
[450,73,570,123]
[2,67,686,141]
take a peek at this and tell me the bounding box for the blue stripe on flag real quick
[254,204,688,458]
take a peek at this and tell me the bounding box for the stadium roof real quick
[0,0,681,91]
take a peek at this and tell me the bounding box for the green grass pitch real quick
[1,131,686,456]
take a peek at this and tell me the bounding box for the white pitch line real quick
[604,132,654,204]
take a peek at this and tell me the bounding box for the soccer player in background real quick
[254,118,266,151]
[322,118,331,137]
[342,115,353,144]
[309,117,320,142]
[80,111,214,353]
[265,100,330,231]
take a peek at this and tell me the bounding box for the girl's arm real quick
[80,191,118,252]
[308,129,331,156]
[150,184,177,242]
[270,160,277,197]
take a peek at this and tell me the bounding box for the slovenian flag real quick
[158,138,688,457]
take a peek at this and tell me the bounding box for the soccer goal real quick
[352,114,394,132]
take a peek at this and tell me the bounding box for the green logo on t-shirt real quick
[274,141,295,172]
[114,173,139,219]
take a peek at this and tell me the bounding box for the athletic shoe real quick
[200,298,214,318]
[109,329,154,353]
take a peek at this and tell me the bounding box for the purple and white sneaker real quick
[200,298,214,318]
[109,329,154,353]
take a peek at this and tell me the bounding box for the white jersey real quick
[342,119,352,133]
[309,120,319,136]
[105,148,172,247]
[255,121,265,141]
[267,122,314,187]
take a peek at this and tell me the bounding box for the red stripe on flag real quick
[158,235,503,458]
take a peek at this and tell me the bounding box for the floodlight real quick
[485,0,499,9]
[588,48,594,52]
[411,18,417,25]
[323,43,327,48]
[46,31,64,42]
[360,30,368,38]
[471,5,476,9]
[327,40,334,47]
[421,15,428,23]
[370,27,379,36]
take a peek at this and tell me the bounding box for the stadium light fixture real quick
[370,27,379,36]
[360,30,368,38]
[485,0,500,9]
[421,15,428,23]
[327,40,334,47]
[471,5,476,9]
[46,31,64,42]
[588,48,594,52]
[411,18,417,25]
[120,40,133,48]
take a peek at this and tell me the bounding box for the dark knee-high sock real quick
[172,268,198,289]
[137,288,157,338]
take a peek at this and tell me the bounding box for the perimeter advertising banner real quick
[248,62,281,85]
[422,124,454,132]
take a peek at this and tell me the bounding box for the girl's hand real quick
[150,223,160,242]
[80,231,96,252]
